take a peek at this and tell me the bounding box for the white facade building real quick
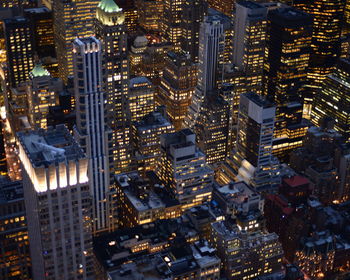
[18,125,94,280]
[73,37,112,234]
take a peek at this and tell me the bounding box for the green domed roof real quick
[30,63,50,77]
[98,0,122,13]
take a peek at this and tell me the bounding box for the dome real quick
[97,0,122,13]
[30,63,50,78]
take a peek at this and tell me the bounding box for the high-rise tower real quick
[294,0,345,115]
[95,0,132,174]
[53,0,99,82]
[73,37,112,234]
[3,17,34,88]
[186,14,226,128]
[232,92,280,190]
[265,7,313,161]
[18,125,94,280]
[312,59,350,141]
[26,64,62,129]
[180,0,208,63]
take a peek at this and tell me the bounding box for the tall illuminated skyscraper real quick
[26,64,62,129]
[186,14,225,128]
[265,7,312,161]
[3,17,34,88]
[162,0,184,49]
[18,125,94,280]
[194,93,230,164]
[180,0,208,63]
[53,0,98,82]
[232,92,280,190]
[73,37,112,234]
[233,1,267,93]
[294,0,345,115]
[95,0,131,174]
[137,0,163,32]
[158,51,197,130]
[312,59,350,141]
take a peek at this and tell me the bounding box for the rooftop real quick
[115,172,179,211]
[30,63,50,78]
[17,125,85,168]
[98,0,122,13]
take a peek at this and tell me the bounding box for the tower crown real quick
[30,63,50,78]
[96,0,125,25]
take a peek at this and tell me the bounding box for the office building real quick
[129,77,154,122]
[24,7,56,73]
[180,0,208,63]
[312,59,350,141]
[186,13,226,128]
[211,221,284,280]
[213,181,264,219]
[26,63,62,129]
[294,0,345,111]
[73,37,113,234]
[53,0,99,82]
[206,0,235,17]
[233,1,267,93]
[3,17,34,88]
[194,93,230,164]
[158,51,197,130]
[115,171,182,227]
[265,6,312,105]
[265,7,313,161]
[131,107,175,174]
[18,125,94,280]
[0,178,31,280]
[157,129,214,209]
[162,0,184,49]
[232,92,280,190]
[137,0,163,32]
[95,0,132,174]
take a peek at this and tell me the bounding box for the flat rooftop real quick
[17,124,85,168]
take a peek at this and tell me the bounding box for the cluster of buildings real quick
[0,0,350,279]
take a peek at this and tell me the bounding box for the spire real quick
[97,0,122,13]
[30,63,50,78]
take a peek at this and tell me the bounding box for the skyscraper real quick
[18,125,94,280]
[95,0,131,174]
[180,0,208,63]
[3,17,34,88]
[26,63,62,129]
[53,0,98,82]
[157,129,213,209]
[129,77,155,122]
[233,1,267,93]
[186,14,225,128]
[265,7,313,161]
[312,59,350,141]
[73,37,112,234]
[194,93,230,164]
[158,51,197,130]
[232,92,280,190]
[137,0,163,32]
[162,0,184,50]
[294,0,345,114]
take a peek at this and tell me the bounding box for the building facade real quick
[18,125,94,280]
[73,37,112,234]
